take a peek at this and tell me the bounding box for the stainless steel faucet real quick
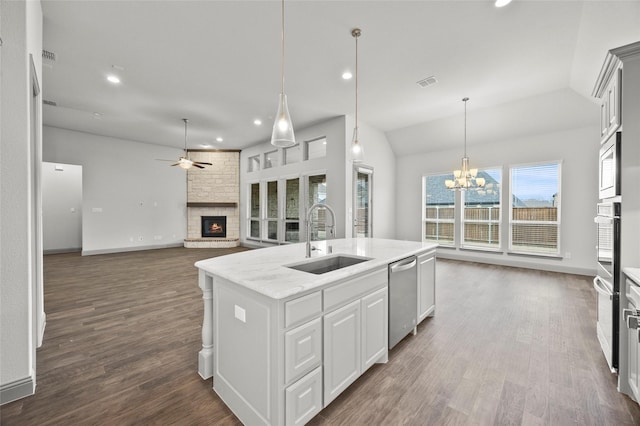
[306,203,336,257]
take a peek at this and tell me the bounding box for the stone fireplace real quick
[183,150,240,248]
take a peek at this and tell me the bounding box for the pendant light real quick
[445,98,485,190]
[270,0,295,147]
[351,28,364,163]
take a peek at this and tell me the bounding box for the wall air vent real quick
[42,49,57,62]
[43,99,57,107]
[417,75,438,88]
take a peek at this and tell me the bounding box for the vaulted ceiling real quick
[41,0,640,155]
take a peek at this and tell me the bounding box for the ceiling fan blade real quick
[192,164,205,169]
[171,163,180,167]
[194,162,212,166]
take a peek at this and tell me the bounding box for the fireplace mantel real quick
[187,202,237,208]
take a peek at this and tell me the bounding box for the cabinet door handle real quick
[627,314,640,330]
[624,309,636,322]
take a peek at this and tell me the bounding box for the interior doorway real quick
[353,165,373,238]
[42,162,83,253]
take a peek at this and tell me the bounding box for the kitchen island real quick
[195,238,437,426]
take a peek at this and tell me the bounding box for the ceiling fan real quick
[157,118,212,169]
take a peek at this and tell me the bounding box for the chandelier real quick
[445,97,485,190]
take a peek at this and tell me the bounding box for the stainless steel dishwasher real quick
[388,255,418,349]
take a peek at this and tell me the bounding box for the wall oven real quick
[599,132,621,200]
[594,201,621,372]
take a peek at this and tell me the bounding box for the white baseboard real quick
[436,249,596,276]
[0,376,35,405]
[81,242,184,256]
[43,247,81,255]
[38,312,46,348]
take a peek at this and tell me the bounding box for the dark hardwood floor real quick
[2,247,639,425]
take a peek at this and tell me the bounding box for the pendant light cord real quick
[281,0,285,95]
[355,32,358,128]
[183,118,188,152]
[463,97,469,157]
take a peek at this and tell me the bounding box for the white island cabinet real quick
[195,238,437,426]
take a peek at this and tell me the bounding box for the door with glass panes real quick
[353,166,373,237]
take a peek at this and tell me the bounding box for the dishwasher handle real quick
[390,257,417,273]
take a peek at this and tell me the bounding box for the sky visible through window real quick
[512,164,559,206]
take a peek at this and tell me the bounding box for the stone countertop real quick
[624,267,640,285]
[195,238,437,300]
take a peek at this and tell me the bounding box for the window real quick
[509,162,561,255]
[248,155,260,172]
[284,178,300,242]
[265,180,278,240]
[284,144,301,165]
[462,168,501,250]
[423,173,455,245]
[249,182,260,239]
[307,137,327,160]
[264,150,278,169]
[308,174,328,240]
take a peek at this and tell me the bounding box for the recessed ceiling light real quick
[107,75,120,84]
[200,144,212,148]
[495,0,512,7]
[342,71,353,80]
[254,119,262,126]
[93,112,102,119]
[216,137,223,142]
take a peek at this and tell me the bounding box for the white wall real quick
[239,115,397,246]
[42,162,83,252]
[0,0,42,404]
[240,116,348,244]
[396,126,600,275]
[344,116,397,239]
[43,126,187,255]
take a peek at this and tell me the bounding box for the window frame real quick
[460,166,502,252]
[247,181,261,241]
[508,160,562,257]
[422,172,456,247]
[263,178,279,242]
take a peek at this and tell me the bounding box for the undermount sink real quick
[285,254,372,275]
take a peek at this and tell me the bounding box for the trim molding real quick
[187,202,237,208]
[43,247,81,255]
[82,242,184,256]
[0,376,35,405]
[436,249,596,277]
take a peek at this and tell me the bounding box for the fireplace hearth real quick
[201,216,227,238]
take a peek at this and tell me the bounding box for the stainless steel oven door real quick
[594,275,617,372]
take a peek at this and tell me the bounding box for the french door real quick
[353,165,373,238]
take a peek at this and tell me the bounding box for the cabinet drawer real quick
[628,280,640,307]
[285,291,322,328]
[285,366,323,426]
[285,318,322,384]
[324,268,386,311]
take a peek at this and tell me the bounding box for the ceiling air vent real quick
[417,75,438,88]
[42,49,57,62]
[43,99,57,107]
